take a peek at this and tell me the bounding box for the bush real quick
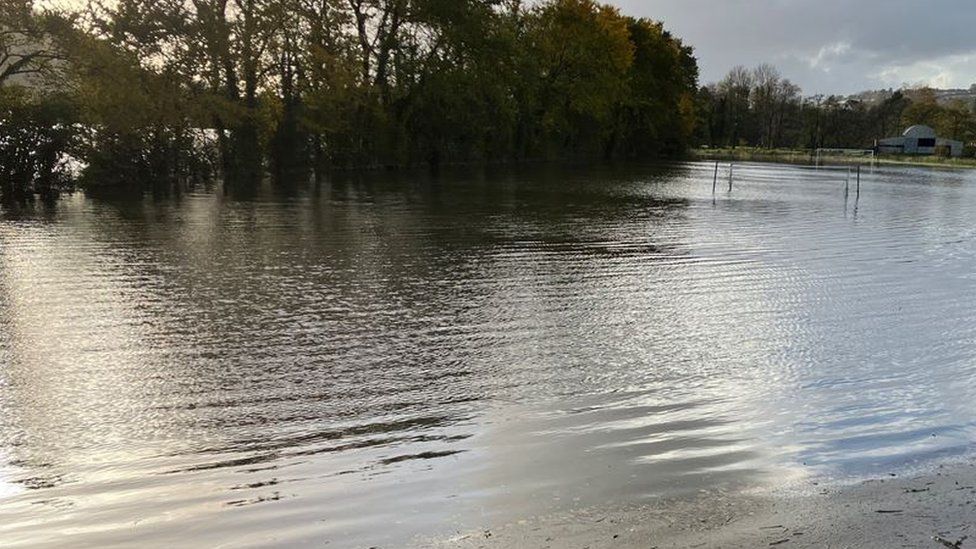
[0,88,79,199]
[79,126,217,189]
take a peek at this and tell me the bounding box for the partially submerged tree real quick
[0,86,77,199]
[0,2,79,199]
[3,0,708,198]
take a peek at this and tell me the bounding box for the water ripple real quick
[2,163,976,546]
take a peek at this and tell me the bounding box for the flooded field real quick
[2,162,976,547]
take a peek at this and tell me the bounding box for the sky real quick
[613,0,976,95]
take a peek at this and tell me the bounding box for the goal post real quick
[815,148,876,167]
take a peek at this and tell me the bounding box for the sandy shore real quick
[422,460,976,549]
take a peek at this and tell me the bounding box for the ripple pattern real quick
[1,163,976,546]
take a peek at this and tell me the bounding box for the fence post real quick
[713,160,719,194]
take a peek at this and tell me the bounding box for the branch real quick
[0,49,64,84]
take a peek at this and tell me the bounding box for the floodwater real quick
[1,162,976,547]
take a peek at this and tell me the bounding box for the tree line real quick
[696,64,976,153]
[1,0,699,199]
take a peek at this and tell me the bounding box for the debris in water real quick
[933,535,968,549]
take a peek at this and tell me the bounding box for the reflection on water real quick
[2,163,976,546]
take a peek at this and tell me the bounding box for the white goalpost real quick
[815,148,876,167]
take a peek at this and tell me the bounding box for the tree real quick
[717,66,752,148]
[772,78,801,147]
[614,17,697,157]
[0,1,71,86]
[0,3,79,200]
[873,90,908,138]
[750,63,780,148]
[524,0,634,158]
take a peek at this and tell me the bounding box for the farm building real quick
[876,125,963,157]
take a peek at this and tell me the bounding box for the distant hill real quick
[932,87,976,105]
[848,86,976,107]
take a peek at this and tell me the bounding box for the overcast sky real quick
[612,0,976,95]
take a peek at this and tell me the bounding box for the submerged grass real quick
[690,147,976,170]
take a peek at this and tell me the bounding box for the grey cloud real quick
[612,0,976,94]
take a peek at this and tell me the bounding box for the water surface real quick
[2,162,976,547]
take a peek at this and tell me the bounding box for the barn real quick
[876,125,963,157]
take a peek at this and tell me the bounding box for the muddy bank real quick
[422,460,976,549]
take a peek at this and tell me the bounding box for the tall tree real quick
[718,65,752,148]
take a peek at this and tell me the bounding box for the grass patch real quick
[689,147,976,170]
